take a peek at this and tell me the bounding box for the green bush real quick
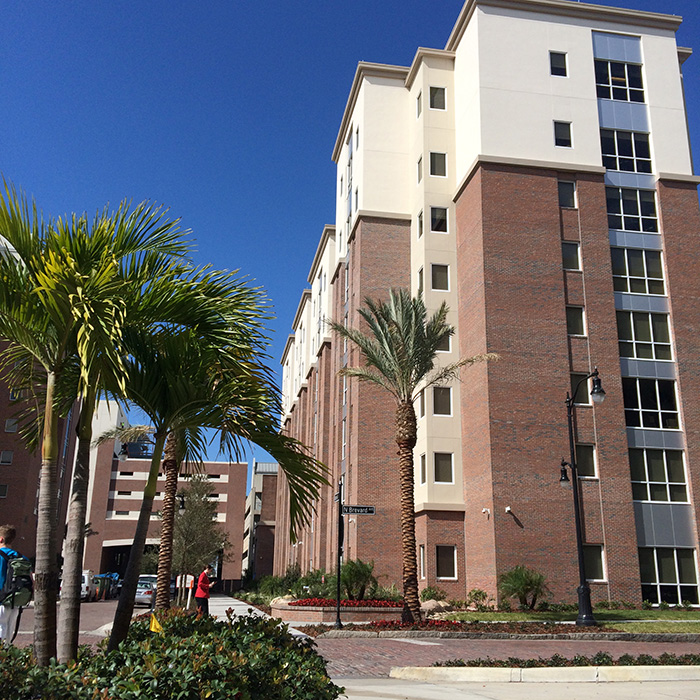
[340,559,377,600]
[420,585,448,602]
[0,610,343,699]
[498,565,550,610]
[466,588,494,611]
[372,583,402,602]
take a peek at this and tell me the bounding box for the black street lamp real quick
[560,367,605,627]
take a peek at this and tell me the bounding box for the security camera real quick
[505,506,512,514]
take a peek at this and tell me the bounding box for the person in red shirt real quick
[195,565,215,615]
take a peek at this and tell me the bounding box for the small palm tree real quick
[329,289,496,622]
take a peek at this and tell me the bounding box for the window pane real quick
[600,129,615,155]
[434,453,453,483]
[649,482,668,501]
[657,549,677,583]
[562,242,579,270]
[651,314,670,343]
[576,444,595,477]
[646,450,665,481]
[433,387,451,415]
[583,545,604,580]
[677,550,697,584]
[629,449,646,481]
[558,182,576,208]
[550,51,567,76]
[635,133,651,158]
[632,482,648,500]
[666,452,684,482]
[610,248,626,276]
[430,152,446,177]
[430,87,446,110]
[638,548,656,582]
[420,454,426,484]
[554,121,571,147]
[436,546,456,578]
[571,373,589,404]
[639,379,658,410]
[432,264,449,291]
[616,311,632,341]
[431,207,448,232]
[622,377,638,408]
[669,484,687,502]
[657,380,676,412]
[566,307,585,335]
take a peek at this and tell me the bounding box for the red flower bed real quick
[288,597,403,608]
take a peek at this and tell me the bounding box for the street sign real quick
[342,505,376,515]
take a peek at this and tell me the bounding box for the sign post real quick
[334,477,344,629]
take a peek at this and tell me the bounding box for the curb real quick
[318,629,700,642]
[390,665,700,683]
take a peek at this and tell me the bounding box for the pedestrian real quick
[0,525,30,645]
[194,564,215,616]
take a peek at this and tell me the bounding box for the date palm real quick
[329,289,495,622]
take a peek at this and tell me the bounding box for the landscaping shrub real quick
[0,610,343,700]
[466,588,493,611]
[498,565,550,610]
[289,597,402,608]
[340,559,377,601]
[433,652,700,668]
[420,585,448,602]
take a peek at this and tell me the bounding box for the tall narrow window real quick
[429,152,447,177]
[434,453,453,483]
[417,156,423,183]
[436,545,457,579]
[583,545,605,581]
[558,181,576,208]
[420,453,427,484]
[429,87,446,110]
[562,242,580,270]
[576,444,596,477]
[430,207,448,233]
[550,51,567,76]
[419,545,426,579]
[416,91,422,118]
[433,387,452,416]
[417,267,424,297]
[566,306,585,336]
[554,121,572,147]
[417,211,424,238]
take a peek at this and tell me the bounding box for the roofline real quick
[405,47,456,90]
[307,225,336,284]
[332,62,409,163]
[281,334,295,365]
[446,0,682,52]
[291,288,311,331]
[679,46,693,65]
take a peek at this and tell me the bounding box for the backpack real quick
[0,550,33,608]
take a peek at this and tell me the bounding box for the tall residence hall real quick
[275,0,700,607]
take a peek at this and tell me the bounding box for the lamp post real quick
[560,368,605,627]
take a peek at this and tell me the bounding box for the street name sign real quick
[341,505,376,515]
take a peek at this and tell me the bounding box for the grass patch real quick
[603,621,700,634]
[447,609,700,623]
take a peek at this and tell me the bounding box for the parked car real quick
[81,570,98,601]
[134,580,155,607]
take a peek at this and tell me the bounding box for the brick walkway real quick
[314,636,700,678]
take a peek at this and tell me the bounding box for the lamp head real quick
[590,370,606,405]
[560,460,571,487]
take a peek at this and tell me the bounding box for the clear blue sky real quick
[2,1,699,466]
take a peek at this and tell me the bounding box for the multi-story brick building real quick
[276,0,700,607]
[241,461,278,581]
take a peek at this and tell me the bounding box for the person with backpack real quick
[0,524,33,645]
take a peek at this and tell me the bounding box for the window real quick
[354,188,358,211]
[420,453,427,484]
[417,267,424,297]
[566,306,585,336]
[558,181,576,208]
[606,187,657,232]
[0,485,7,498]
[433,387,452,416]
[600,129,651,173]
[117,490,131,496]
[4,419,18,433]
[431,264,449,291]
[616,311,671,360]
[595,59,644,103]
[429,86,446,110]
[417,156,423,183]
[562,242,580,270]
[419,545,426,579]
[436,335,450,352]
[429,152,447,177]
[430,207,448,233]
[115,510,130,516]
[629,448,687,502]
[554,121,572,147]
[550,51,567,77]
[434,453,453,483]
[639,547,698,605]
[8,389,23,402]
[622,377,679,429]
[611,248,664,295]
[436,545,457,579]
[119,471,133,477]
[570,373,591,405]
[0,451,12,465]
[583,545,605,581]
[416,91,422,118]
[418,389,425,418]
[355,126,359,148]
[417,211,423,238]
[576,444,596,477]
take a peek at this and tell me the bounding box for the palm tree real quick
[328,289,496,622]
[0,187,189,664]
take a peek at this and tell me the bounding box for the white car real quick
[81,571,98,601]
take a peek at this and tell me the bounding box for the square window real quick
[420,454,427,484]
[436,335,450,352]
[576,444,596,477]
[554,121,572,147]
[429,87,446,110]
[562,242,580,270]
[434,453,453,483]
[430,207,448,233]
[566,306,585,336]
[583,545,605,581]
[550,51,567,77]
[4,419,18,433]
[417,156,423,183]
[436,545,456,579]
[433,387,452,416]
[417,211,423,238]
[558,181,576,208]
[429,152,447,177]
[0,450,13,465]
[431,264,449,291]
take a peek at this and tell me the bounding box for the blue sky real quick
[2,1,699,466]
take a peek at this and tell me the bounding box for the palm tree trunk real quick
[57,386,96,662]
[34,370,60,664]
[396,399,421,623]
[108,432,166,650]
[155,432,179,611]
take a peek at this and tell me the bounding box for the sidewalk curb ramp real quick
[390,665,700,683]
